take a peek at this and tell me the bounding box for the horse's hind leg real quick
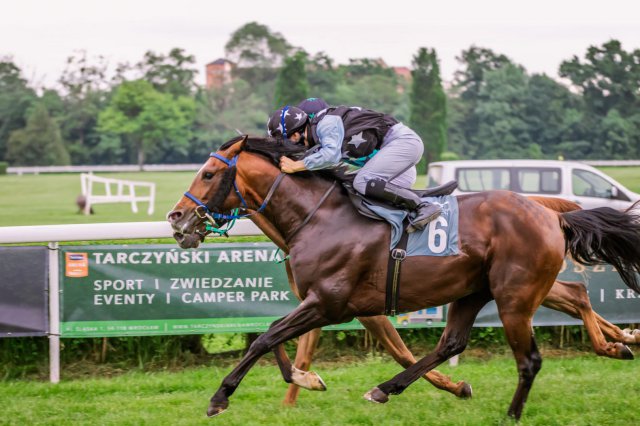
[542,280,633,359]
[279,328,324,405]
[497,308,542,420]
[357,316,473,398]
[599,316,640,345]
[365,291,492,403]
[208,301,330,417]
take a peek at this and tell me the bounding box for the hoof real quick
[620,345,634,360]
[291,367,327,391]
[207,401,229,418]
[623,328,640,344]
[458,382,473,399]
[363,387,389,404]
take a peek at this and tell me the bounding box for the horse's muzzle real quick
[167,208,205,248]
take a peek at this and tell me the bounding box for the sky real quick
[1,0,639,89]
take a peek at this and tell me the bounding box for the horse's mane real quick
[218,135,353,187]
[219,135,308,167]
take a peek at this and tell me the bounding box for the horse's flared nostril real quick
[167,210,183,223]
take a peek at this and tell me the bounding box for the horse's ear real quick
[225,136,247,157]
[239,135,248,150]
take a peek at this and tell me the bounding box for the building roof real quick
[207,58,234,66]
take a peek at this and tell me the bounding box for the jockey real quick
[267,103,441,232]
[296,97,329,119]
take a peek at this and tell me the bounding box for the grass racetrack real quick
[1,167,640,425]
[0,355,637,425]
[1,166,639,227]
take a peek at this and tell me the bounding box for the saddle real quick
[341,179,458,317]
[344,180,459,221]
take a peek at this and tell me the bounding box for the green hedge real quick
[0,162,7,175]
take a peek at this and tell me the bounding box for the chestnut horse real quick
[178,196,638,407]
[168,137,640,420]
[245,204,640,406]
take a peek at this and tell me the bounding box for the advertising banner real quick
[0,246,48,337]
[59,244,447,337]
[59,244,638,337]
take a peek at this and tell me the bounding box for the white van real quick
[427,160,640,210]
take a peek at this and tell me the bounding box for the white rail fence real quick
[8,164,201,175]
[0,220,262,383]
[80,173,156,215]
[0,220,459,382]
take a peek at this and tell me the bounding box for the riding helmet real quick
[297,97,329,118]
[267,106,308,138]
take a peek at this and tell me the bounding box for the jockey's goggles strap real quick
[280,106,290,139]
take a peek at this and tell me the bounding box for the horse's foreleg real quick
[208,301,330,417]
[543,280,633,359]
[357,316,472,398]
[365,292,491,404]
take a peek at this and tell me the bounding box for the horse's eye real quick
[203,172,214,180]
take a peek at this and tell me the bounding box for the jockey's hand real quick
[280,157,307,174]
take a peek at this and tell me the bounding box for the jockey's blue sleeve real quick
[302,115,344,170]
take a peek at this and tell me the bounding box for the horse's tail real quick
[529,195,581,213]
[560,205,640,293]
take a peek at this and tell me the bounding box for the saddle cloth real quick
[366,195,459,256]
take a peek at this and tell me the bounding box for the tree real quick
[0,59,36,161]
[409,48,447,170]
[454,47,513,102]
[594,109,636,159]
[450,47,514,158]
[6,103,70,166]
[98,80,195,168]
[560,40,640,117]
[192,79,268,160]
[307,52,340,97]
[474,64,531,159]
[58,51,110,164]
[225,22,292,69]
[525,74,583,157]
[273,51,309,108]
[560,40,640,158]
[136,48,198,98]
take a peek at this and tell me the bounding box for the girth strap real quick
[385,220,409,316]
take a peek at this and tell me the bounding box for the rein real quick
[184,152,286,232]
[285,180,337,244]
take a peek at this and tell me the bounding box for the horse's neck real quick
[250,213,289,253]
[261,175,348,243]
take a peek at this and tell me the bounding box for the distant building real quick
[205,59,235,89]
[393,66,412,81]
[393,66,412,93]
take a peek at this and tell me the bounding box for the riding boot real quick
[365,178,441,232]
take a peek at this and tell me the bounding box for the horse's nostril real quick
[168,210,183,222]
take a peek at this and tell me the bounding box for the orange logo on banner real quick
[65,252,89,277]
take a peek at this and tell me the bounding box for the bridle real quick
[183,152,286,233]
[182,149,338,242]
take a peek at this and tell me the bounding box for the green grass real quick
[0,355,637,425]
[0,172,197,227]
[2,167,639,228]
[598,167,640,192]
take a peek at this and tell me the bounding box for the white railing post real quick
[129,184,138,213]
[48,242,61,383]
[84,178,93,215]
